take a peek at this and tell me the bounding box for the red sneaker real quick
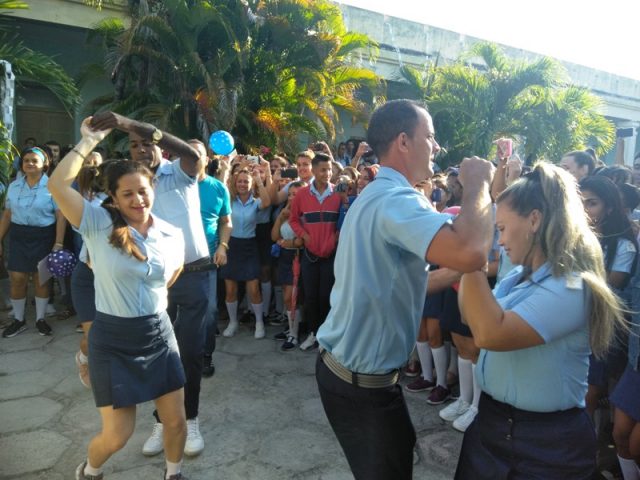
[404,377,436,393]
[404,361,421,378]
[426,385,451,405]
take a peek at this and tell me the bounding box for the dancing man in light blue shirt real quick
[315,99,495,480]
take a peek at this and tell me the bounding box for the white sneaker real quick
[452,405,478,432]
[222,322,239,337]
[142,422,164,456]
[299,332,317,351]
[184,417,204,457]
[45,304,57,317]
[439,398,470,422]
[254,322,265,339]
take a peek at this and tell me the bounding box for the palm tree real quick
[84,0,383,154]
[400,42,615,165]
[0,0,81,115]
[236,0,383,152]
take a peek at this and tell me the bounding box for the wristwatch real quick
[151,128,163,144]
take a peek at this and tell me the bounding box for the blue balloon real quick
[208,130,235,155]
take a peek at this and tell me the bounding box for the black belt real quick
[320,349,399,388]
[182,257,216,274]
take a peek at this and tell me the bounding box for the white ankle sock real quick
[471,362,481,408]
[291,310,300,339]
[78,351,88,364]
[458,357,473,404]
[274,286,284,314]
[165,459,182,479]
[251,303,264,326]
[416,342,433,382]
[84,460,102,476]
[618,455,640,480]
[35,296,49,321]
[10,297,26,322]
[226,301,238,326]
[448,345,459,375]
[432,345,449,388]
[261,282,271,315]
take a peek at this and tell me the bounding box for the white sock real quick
[84,460,102,476]
[471,362,481,408]
[35,296,49,321]
[77,351,88,364]
[618,455,640,480]
[261,282,271,315]
[274,286,284,314]
[432,345,449,388]
[416,341,434,382]
[10,298,26,322]
[458,357,473,404]
[226,301,238,326]
[448,345,459,375]
[165,459,182,479]
[286,311,293,332]
[291,310,300,339]
[251,303,264,327]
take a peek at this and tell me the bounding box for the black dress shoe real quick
[202,355,215,378]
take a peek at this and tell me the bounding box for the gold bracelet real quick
[220,241,229,250]
[72,148,86,160]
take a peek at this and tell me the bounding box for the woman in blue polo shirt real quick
[220,167,271,339]
[455,162,625,479]
[0,147,66,338]
[49,118,189,480]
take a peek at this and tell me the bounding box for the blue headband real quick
[24,147,46,162]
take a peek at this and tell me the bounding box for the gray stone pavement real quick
[0,291,462,479]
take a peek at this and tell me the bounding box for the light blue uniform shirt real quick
[477,263,591,412]
[316,166,450,374]
[152,159,209,263]
[79,200,185,317]
[5,175,57,226]
[310,180,334,204]
[230,196,262,239]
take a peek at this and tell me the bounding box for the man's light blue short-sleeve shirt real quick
[316,166,450,374]
[152,159,209,263]
[6,175,57,226]
[79,200,185,317]
[477,263,591,412]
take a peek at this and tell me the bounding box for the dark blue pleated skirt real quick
[8,222,55,273]
[71,261,95,323]
[220,236,260,281]
[88,311,185,409]
[611,364,640,422]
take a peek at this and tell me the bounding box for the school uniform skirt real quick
[276,248,299,286]
[220,236,260,281]
[611,364,640,422]
[70,261,95,322]
[88,311,185,409]
[7,222,55,273]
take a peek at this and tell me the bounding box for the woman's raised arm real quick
[48,117,111,227]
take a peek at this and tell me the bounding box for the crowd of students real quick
[2,102,640,480]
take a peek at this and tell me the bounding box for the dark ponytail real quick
[102,160,154,262]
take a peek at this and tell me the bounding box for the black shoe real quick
[202,355,215,378]
[164,471,187,480]
[215,327,220,337]
[36,319,52,336]
[2,320,27,338]
[281,336,298,351]
[267,312,286,326]
[274,329,289,341]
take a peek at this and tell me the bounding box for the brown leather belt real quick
[320,349,399,389]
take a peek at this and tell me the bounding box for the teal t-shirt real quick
[198,175,231,255]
